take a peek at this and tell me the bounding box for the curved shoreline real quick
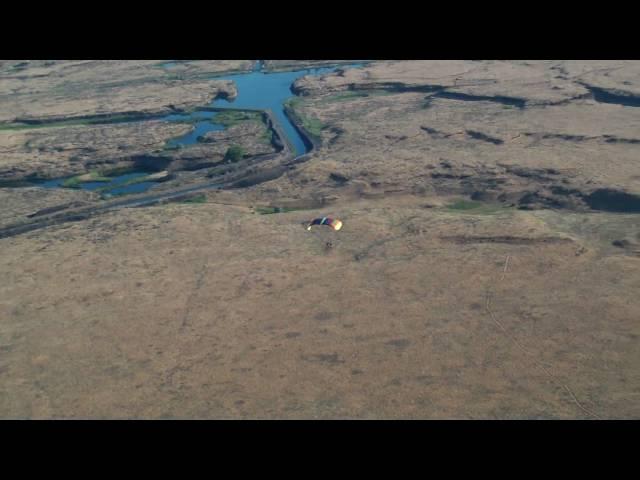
[0,63,339,239]
[0,107,316,239]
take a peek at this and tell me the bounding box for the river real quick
[38,61,363,196]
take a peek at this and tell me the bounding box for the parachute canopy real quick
[307,217,343,231]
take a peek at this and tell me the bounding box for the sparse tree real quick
[224,145,245,163]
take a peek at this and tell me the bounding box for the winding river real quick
[39,61,363,196]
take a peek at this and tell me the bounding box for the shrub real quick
[224,145,245,163]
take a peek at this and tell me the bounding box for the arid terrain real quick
[0,60,638,419]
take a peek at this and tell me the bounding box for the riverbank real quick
[0,61,361,236]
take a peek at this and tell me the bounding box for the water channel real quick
[36,61,363,196]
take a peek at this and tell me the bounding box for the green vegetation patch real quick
[285,110,321,137]
[299,115,325,138]
[261,129,275,145]
[322,91,370,103]
[213,110,263,127]
[60,168,163,192]
[101,166,143,177]
[0,120,92,132]
[224,145,246,163]
[446,199,513,215]
[367,89,398,97]
[254,206,302,215]
[321,89,396,103]
[0,113,153,132]
[182,194,207,204]
[448,199,484,210]
[285,99,324,138]
[62,171,111,188]
[284,97,303,110]
[94,174,156,193]
[167,117,209,125]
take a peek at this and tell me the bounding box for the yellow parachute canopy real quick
[307,217,342,231]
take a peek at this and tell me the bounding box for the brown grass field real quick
[0,60,638,418]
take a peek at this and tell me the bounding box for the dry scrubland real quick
[1,199,638,418]
[0,60,639,418]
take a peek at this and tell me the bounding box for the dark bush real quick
[224,145,245,163]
